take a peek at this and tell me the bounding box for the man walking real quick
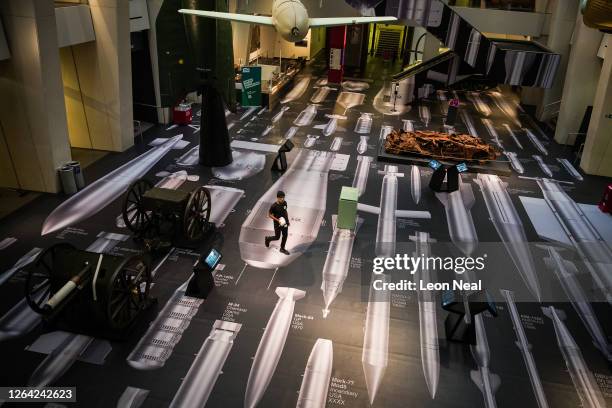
[265,191,290,255]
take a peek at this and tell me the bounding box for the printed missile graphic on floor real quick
[177,145,200,166]
[525,128,548,155]
[358,165,431,257]
[212,150,266,180]
[321,215,362,318]
[311,86,335,104]
[402,119,414,133]
[500,289,549,408]
[533,155,553,177]
[295,105,319,126]
[474,174,541,300]
[336,91,365,113]
[502,124,523,149]
[419,104,431,127]
[460,109,478,137]
[352,156,373,197]
[330,137,343,152]
[27,331,110,387]
[470,314,500,408]
[240,106,259,121]
[245,287,306,408]
[127,279,204,370]
[482,118,503,149]
[117,386,149,408]
[379,125,394,143]
[436,175,478,256]
[437,91,449,115]
[468,92,492,117]
[296,338,333,408]
[239,149,334,269]
[315,114,346,137]
[411,165,422,204]
[304,135,319,148]
[521,178,612,304]
[489,90,522,126]
[412,231,439,399]
[362,273,390,405]
[543,246,612,361]
[281,75,311,104]
[556,158,583,181]
[355,113,373,134]
[342,80,369,92]
[169,320,241,408]
[357,136,369,154]
[542,307,607,408]
[0,247,42,287]
[272,106,290,123]
[505,151,524,174]
[284,126,298,140]
[0,237,17,250]
[41,135,183,235]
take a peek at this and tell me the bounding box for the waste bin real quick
[59,165,78,195]
[67,161,85,190]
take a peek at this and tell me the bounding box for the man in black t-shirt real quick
[265,191,290,255]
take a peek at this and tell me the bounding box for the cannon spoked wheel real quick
[105,255,151,330]
[123,179,154,234]
[25,243,76,314]
[183,186,211,241]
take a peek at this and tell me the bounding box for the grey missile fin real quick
[490,374,501,392]
[470,370,483,391]
[520,197,572,246]
[435,192,448,207]
[579,203,612,245]
[460,182,476,209]
[541,307,567,320]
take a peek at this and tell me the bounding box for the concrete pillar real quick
[534,0,578,121]
[580,35,612,177]
[71,0,133,152]
[554,13,603,145]
[0,0,72,193]
[520,0,578,118]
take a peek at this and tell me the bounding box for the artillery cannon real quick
[25,243,152,334]
[122,179,212,242]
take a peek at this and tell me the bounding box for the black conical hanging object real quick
[199,83,232,166]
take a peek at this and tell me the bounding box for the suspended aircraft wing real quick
[178,9,275,26]
[309,16,397,27]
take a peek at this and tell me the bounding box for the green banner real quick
[241,66,262,107]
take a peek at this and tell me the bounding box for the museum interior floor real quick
[0,60,610,408]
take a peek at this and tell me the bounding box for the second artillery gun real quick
[25,243,152,337]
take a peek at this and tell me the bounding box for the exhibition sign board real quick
[241,66,262,106]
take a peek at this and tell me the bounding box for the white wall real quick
[55,4,96,48]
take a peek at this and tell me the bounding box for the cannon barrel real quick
[25,243,151,333]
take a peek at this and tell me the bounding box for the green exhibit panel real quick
[337,186,358,229]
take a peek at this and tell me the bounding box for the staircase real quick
[376,29,401,57]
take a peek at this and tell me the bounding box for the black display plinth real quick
[186,260,216,299]
[441,290,497,344]
[199,84,232,166]
[429,165,459,193]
